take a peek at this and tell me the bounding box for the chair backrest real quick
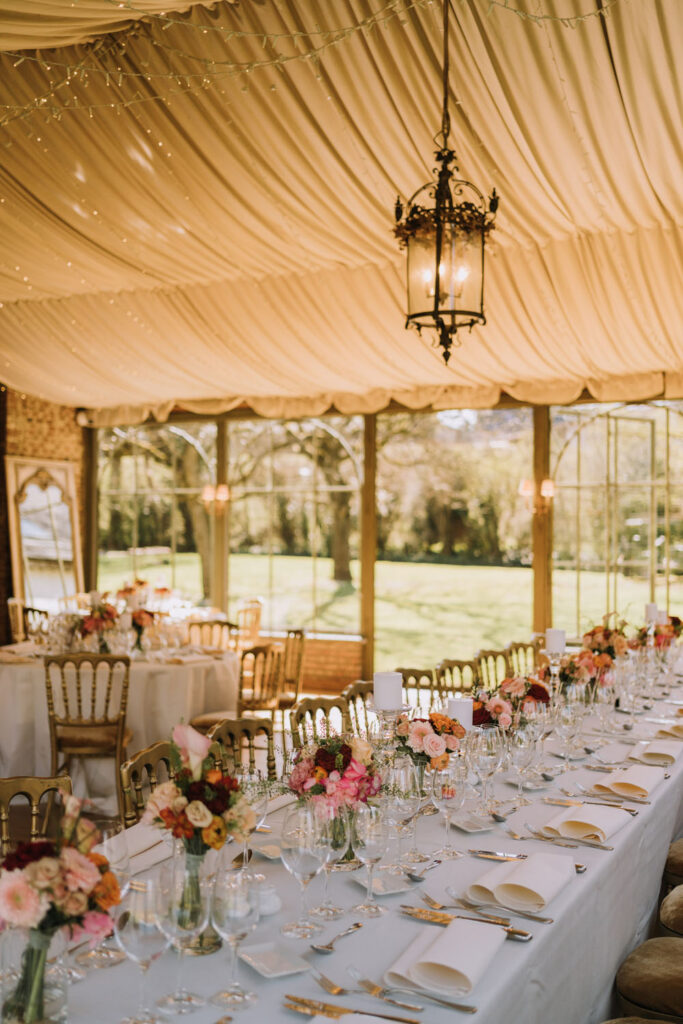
[290,695,350,749]
[236,598,262,648]
[505,638,542,678]
[7,598,24,642]
[280,628,306,696]
[186,619,238,651]
[206,717,277,779]
[58,593,90,611]
[238,644,280,711]
[475,649,509,691]
[120,740,175,828]
[0,775,72,855]
[22,606,49,639]
[44,653,131,741]
[340,680,377,737]
[396,667,436,714]
[434,658,479,696]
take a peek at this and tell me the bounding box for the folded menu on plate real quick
[632,739,681,763]
[465,851,574,913]
[94,822,170,876]
[591,764,667,799]
[542,803,631,843]
[385,918,506,996]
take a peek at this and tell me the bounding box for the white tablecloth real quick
[6,686,683,1024]
[0,651,239,810]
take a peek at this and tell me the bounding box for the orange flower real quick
[313,766,327,782]
[451,722,466,739]
[88,851,108,870]
[201,815,228,850]
[205,768,222,785]
[159,807,194,839]
[430,752,449,771]
[93,870,121,911]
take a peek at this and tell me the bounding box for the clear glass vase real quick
[1,928,67,1024]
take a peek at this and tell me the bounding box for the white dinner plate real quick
[252,843,282,860]
[239,942,311,978]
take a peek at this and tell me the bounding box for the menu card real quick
[466,851,574,912]
[385,918,506,996]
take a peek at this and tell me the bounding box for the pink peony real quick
[289,757,315,794]
[172,723,211,780]
[141,780,183,824]
[486,696,513,720]
[498,712,512,730]
[0,871,48,928]
[407,720,432,753]
[60,847,100,894]
[78,910,113,948]
[500,677,526,698]
[423,733,447,759]
[444,733,460,751]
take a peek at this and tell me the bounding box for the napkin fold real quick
[654,723,683,740]
[266,792,299,815]
[542,803,631,843]
[386,919,505,996]
[592,763,667,798]
[94,821,171,876]
[466,851,574,912]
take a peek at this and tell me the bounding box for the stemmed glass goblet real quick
[431,759,466,859]
[309,808,351,921]
[114,878,170,1024]
[352,802,388,918]
[155,851,212,1015]
[279,804,327,938]
[210,875,260,1011]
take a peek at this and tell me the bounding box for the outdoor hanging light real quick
[394,0,499,364]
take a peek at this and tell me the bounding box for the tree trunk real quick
[330,490,352,582]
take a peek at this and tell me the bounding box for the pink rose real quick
[289,757,314,794]
[485,696,512,720]
[25,857,62,891]
[76,910,113,948]
[422,733,447,759]
[395,717,410,737]
[172,723,211,780]
[185,801,213,829]
[498,712,512,731]
[444,733,460,751]
[407,720,432,753]
[60,847,101,894]
[61,890,89,916]
[500,677,526,697]
[141,780,183,824]
[0,871,48,929]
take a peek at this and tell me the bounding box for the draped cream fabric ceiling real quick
[0,0,681,424]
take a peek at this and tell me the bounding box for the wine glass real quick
[431,759,466,859]
[114,878,170,1024]
[555,698,584,770]
[474,728,505,814]
[155,852,212,1015]
[279,804,327,938]
[351,802,388,917]
[234,769,268,875]
[210,875,260,1011]
[76,818,130,969]
[508,725,536,805]
[309,808,351,921]
[381,758,421,874]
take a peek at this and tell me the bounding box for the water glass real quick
[279,804,327,938]
[431,759,466,859]
[310,809,351,920]
[508,725,536,803]
[114,878,170,1024]
[351,803,388,917]
[155,853,212,1015]
[210,875,260,1011]
[474,728,505,813]
[381,758,421,874]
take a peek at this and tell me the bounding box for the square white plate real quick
[450,815,493,834]
[354,872,412,896]
[252,843,282,860]
[239,942,311,978]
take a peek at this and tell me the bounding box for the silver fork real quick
[311,967,422,1011]
[443,887,554,924]
[347,966,476,1015]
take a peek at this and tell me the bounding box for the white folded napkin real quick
[95,821,171,876]
[466,851,574,912]
[542,803,630,843]
[386,919,505,996]
[634,738,681,762]
[653,722,683,740]
[266,793,299,815]
[592,763,667,798]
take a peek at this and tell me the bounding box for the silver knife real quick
[542,797,638,817]
[467,848,527,861]
[399,905,532,941]
[285,994,421,1023]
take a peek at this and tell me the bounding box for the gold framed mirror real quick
[5,456,84,611]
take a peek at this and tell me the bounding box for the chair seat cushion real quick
[190,711,232,731]
[56,724,132,752]
[616,937,683,1016]
[661,885,683,936]
[277,691,297,709]
[665,838,683,883]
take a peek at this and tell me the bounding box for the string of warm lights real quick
[0,0,629,132]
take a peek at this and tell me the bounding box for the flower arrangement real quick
[288,735,382,811]
[582,619,628,662]
[142,724,255,854]
[78,597,118,653]
[631,616,683,649]
[131,608,155,652]
[394,712,466,770]
[116,579,150,610]
[472,677,550,729]
[0,796,121,1023]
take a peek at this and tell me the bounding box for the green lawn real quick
[97,551,681,670]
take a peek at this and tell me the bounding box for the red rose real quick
[472,704,492,726]
[338,744,353,771]
[528,682,550,703]
[314,749,337,774]
[3,839,57,871]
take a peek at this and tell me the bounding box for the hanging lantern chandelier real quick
[394,0,499,364]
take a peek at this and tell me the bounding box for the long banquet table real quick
[0,649,239,812]
[11,689,683,1024]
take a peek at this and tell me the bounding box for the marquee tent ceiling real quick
[0,0,681,424]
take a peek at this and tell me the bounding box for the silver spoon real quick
[310,921,363,954]
[405,859,443,882]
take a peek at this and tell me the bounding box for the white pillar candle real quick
[119,612,132,631]
[545,628,566,657]
[657,609,669,625]
[373,671,403,711]
[645,602,658,624]
[447,697,473,729]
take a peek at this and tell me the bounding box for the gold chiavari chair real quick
[396,667,436,714]
[236,598,262,650]
[44,653,132,819]
[189,644,278,734]
[505,638,543,677]
[275,628,306,724]
[186,619,239,651]
[475,648,509,691]
[341,680,376,737]
[58,593,90,611]
[206,717,277,780]
[435,658,480,696]
[7,598,24,642]
[120,740,175,828]
[289,695,350,749]
[22,605,49,640]
[0,775,73,855]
